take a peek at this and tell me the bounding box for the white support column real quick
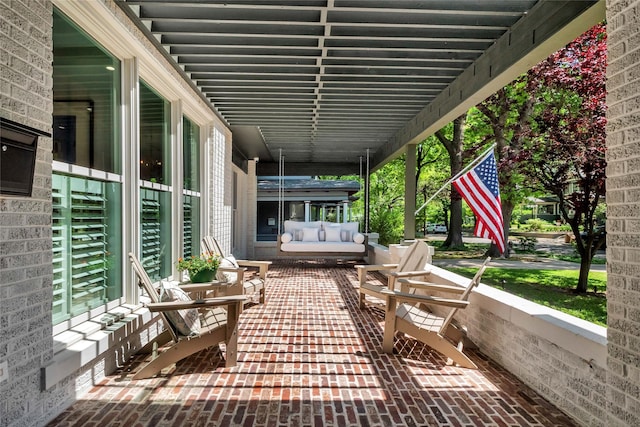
[247,158,258,258]
[304,200,311,222]
[343,200,349,223]
[404,144,417,241]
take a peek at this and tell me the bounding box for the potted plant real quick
[176,252,221,283]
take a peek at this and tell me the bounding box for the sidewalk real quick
[425,235,606,272]
[433,257,606,272]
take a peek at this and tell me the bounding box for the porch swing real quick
[274,150,369,260]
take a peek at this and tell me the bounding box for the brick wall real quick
[605,1,640,425]
[209,125,233,254]
[463,296,608,425]
[0,0,54,425]
[402,261,609,426]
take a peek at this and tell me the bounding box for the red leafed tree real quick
[523,23,607,293]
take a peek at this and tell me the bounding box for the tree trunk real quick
[484,200,513,258]
[565,212,594,294]
[576,252,592,294]
[443,195,464,248]
[502,200,514,258]
[437,114,465,250]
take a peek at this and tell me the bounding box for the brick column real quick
[606,1,640,425]
[0,1,54,425]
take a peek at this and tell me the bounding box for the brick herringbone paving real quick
[48,260,577,426]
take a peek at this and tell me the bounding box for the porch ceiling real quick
[119,0,603,175]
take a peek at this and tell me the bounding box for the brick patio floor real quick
[48,260,577,427]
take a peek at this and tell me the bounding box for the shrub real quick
[522,218,553,232]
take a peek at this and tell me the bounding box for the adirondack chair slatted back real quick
[201,236,224,256]
[397,241,432,272]
[386,240,432,291]
[439,256,491,334]
[129,252,179,342]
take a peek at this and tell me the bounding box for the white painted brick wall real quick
[606,1,640,426]
[0,1,54,425]
[379,258,609,427]
[209,125,233,254]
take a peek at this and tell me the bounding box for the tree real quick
[435,114,467,248]
[522,23,607,293]
[368,159,406,246]
[415,139,448,235]
[472,81,536,258]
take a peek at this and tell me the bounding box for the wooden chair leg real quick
[382,295,397,353]
[225,301,240,367]
[359,291,367,309]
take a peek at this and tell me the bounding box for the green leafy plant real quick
[176,252,220,278]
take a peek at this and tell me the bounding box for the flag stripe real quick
[452,151,505,253]
[454,175,504,244]
[457,172,502,220]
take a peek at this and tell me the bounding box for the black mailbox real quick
[0,117,51,197]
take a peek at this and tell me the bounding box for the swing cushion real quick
[279,221,367,255]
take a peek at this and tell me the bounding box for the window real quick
[52,9,122,325]
[140,81,171,184]
[52,175,122,324]
[140,188,172,280]
[53,11,120,173]
[183,117,200,193]
[183,195,200,258]
[139,81,172,277]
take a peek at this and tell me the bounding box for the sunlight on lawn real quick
[449,268,607,327]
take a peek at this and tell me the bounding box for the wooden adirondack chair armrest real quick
[396,279,466,294]
[219,266,247,275]
[355,264,398,272]
[145,295,246,312]
[355,263,399,285]
[236,259,271,268]
[388,269,433,279]
[236,260,271,278]
[387,291,470,309]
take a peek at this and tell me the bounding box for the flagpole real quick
[414,143,497,216]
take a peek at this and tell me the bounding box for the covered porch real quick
[48,259,577,426]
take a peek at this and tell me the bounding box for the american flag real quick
[452,151,505,254]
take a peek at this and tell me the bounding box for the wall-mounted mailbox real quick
[0,117,51,197]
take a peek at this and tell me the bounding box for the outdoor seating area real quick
[201,236,271,305]
[48,260,577,426]
[357,241,491,369]
[128,253,245,379]
[277,220,368,259]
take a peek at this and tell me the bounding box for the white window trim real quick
[171,100,184,279]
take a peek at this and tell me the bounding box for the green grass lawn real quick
[449,267,607,327]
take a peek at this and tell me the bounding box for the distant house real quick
[256,177,361,242]
[522,196,562,223]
